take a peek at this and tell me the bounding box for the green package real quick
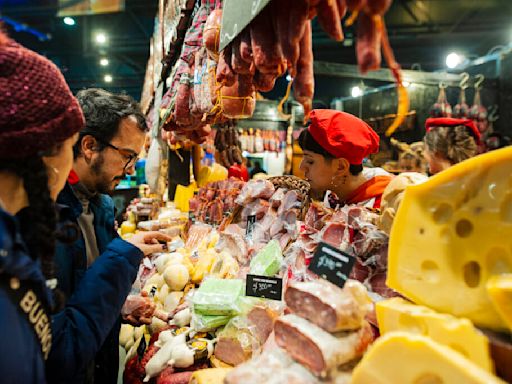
[193,278,245,316]
[249,240,283,277]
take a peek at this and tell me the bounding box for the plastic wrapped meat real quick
[241,199,270,222]
[216,231,249,265]
[277,190,301,216]
[285,279,373,332]
[224,345,319,384]
[235,179,275,205]
[274,314,374,376]
[318,221,348,249]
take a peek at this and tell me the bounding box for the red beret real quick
[425,117,481,143]
[307,109,380,165]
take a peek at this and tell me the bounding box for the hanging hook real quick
[439,81,447,89]
[459,72,470,89]
[474,74,485,89]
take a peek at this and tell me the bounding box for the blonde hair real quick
[424,125,478,165]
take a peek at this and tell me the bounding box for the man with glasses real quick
[55,88,149,384]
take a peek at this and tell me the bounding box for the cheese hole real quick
[455,219,473,238]
[432,203,453,224]
[463,261,481,288]
[449,343,469,358]
[421,260,440,284]
[398,314,427,335]
[419,228,425,235]
[500,194,512,223]
[487,247,512,274]
[414,373,444,384]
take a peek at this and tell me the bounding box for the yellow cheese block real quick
[190,368,232,384]
[376,297,493,372]
[351,332,506,384]
[487,274,512,331]
[387,146,512,330]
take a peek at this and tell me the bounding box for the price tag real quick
[219,0,271,51]
[308,242,356,289]
[245,215,256,239]
[246,274,283,301]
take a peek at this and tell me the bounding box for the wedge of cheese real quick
[487,274,512,331]
[376,298,493,372]
[387,146,512,330]
[351,332,505,384]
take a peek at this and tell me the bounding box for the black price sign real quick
[219,0,271,51]
[245,215,256,239]
[308,242,356,289]
[246,274,283,301]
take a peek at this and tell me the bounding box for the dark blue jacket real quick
[47,182,143,383]
[0,208,52,384]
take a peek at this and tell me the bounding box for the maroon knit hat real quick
[0,33,84,158]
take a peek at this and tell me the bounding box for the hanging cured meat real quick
[430,84,452,118]
[469,74,488,133]
[453,73,470,118]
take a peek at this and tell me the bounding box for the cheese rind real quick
[376,298,493,372]
[486,274,512,331]
[387,146,512,330]
[351,332,506,384]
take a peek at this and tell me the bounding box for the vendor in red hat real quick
[423,117,480,175]
[299,109,393,209]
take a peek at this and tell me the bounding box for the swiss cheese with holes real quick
[351,332,506,384]
[376,298,493,372]
[387,146,512,330]
[486,274,512,331]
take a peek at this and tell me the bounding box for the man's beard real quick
[90,154,124,194]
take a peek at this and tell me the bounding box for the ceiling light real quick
[286,74,292,82]
[351,86,363,98]
[104,74,113,83]
[100,58,109,66]
[95,32,107,44]
[446,52,464,69]
[63,17,75,26]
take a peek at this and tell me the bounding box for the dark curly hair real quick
[424,125,478,165]
[74,88,147,158]
[298,128,363,176]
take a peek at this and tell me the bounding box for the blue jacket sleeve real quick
[46,238,143,381]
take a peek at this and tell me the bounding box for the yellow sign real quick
[58,0,125,16]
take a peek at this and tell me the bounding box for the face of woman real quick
[424,149,451,175]
[299,150,340,192]
[43,133,79,200]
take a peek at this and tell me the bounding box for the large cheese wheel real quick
[387,147,512,330]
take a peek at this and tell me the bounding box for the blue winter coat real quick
[0,208,52,384]
[47,182,143,383]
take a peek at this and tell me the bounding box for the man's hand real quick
[126,231,172,255]
[122,291,156,326]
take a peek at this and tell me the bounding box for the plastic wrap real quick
[191,312,232,332]
[249,240,283,277]
[192,278,244,316]
[235,179,275,205]
[285,279,373,333]
[224,344,319,384]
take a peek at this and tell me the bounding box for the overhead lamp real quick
[63,17,75,26]
[446,52,465,69]
[95,32,107,44]
[351,86,363,98]
[100,58,109,66]
[104,74,113,83]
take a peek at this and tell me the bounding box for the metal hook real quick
[459,72,470,89]
[474,74,485,89]
[488,104,499,122]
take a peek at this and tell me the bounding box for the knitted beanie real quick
[0,33,84,158]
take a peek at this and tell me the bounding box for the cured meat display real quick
[162,0,405,143]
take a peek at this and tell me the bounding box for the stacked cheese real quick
[353,147,512,383]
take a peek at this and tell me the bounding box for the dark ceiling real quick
[1,0,511,100]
